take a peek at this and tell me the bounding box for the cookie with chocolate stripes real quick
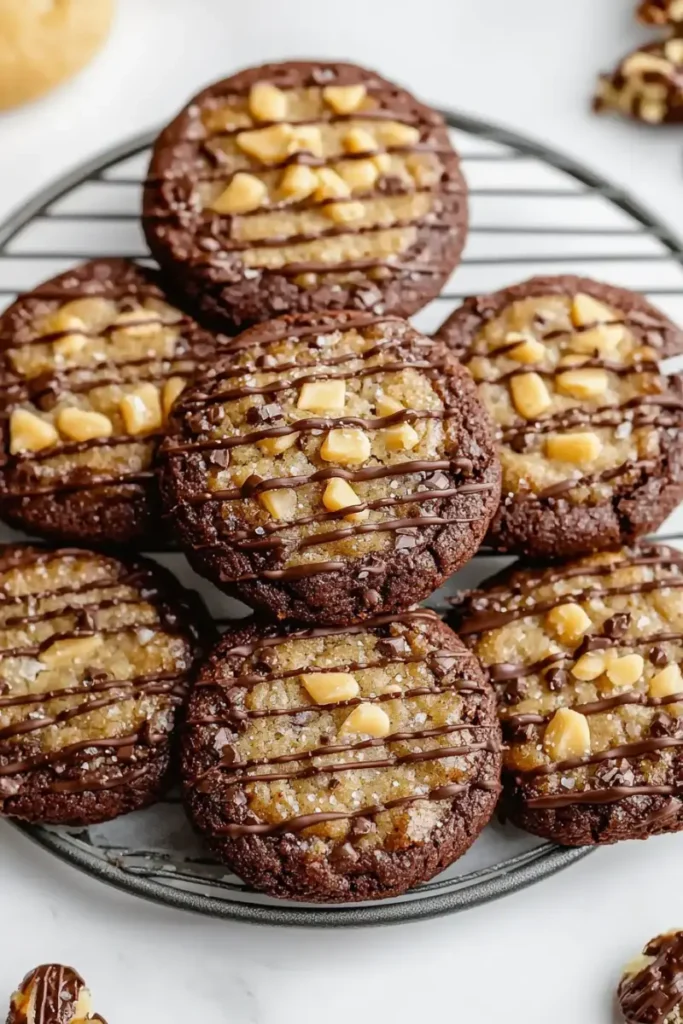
[142,60,468,333]
[594,39,683,125]
[181,609,502,903]
[434,276,683,560]
[0,259,224,546]
[7,964,105,1024]
[452,544,683,846]
[0,544,211,826]
[618,929,683,1023]
[159,309,501,624]
[638,0,683,25]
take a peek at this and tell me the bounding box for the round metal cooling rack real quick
[2,108,683,927]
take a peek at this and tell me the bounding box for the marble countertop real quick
[1,1,682,1020]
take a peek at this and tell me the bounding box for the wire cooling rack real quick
[1,109,683,927]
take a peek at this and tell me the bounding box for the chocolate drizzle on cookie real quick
[0,546,206,817]
[9,963,105,1024]
[184,609,501,842]
[619,930,683,1024]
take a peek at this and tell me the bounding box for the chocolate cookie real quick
[618,929,683,1023]
[142,60,467,333]
[594,40,683,124]
[181,608,502,903]
[434,275,683,560]
[160,310,501,624]
[7,964,104,1024]
[452,544,683,846]
[638,0,683,24]
[0,544,211,826]
[0,258,224,546]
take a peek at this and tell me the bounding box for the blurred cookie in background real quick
[0,0,114,112]
[594,39,683,125]
[7,963,105,1023]
[638,0,683,25]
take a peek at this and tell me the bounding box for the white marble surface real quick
[1,0,683,1020]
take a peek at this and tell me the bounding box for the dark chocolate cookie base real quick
[435,274,683,561]
[182,616,502,903]
[143,60,468,333]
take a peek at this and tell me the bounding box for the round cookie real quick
[181,608,502,903]
[618,930,683,1023]
[0,544,211,826]
[594,40,683,125]
[160,309,501,624]
[0,0,114,112]
[452,544,683,846]
[0,258,225,546]
[434,275,683,560]
[638,0,683,25]
[142,60,468,333]
[8,964,104,1024]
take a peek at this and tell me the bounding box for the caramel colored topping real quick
[257,431,299,455]
[336,158,379,191]
[249,82,288,122]
[301,671,360,704]
[384,422,420,452]
[212,172,269,214]
[507,337,546,364]
[320,427,371,464]
[606,653,644,687]
[162,376,187,419]
[649,662,683,698]
[343,126,377,154]
[376,393,404,416]
[339,703,391,737]
[322,84,367,114]
[555,368,608,399]
[543,707,591,761]
[314,167,351,201]
[259,487,297,520]
[325,200,365,223]
[510,372,552,419]
[545,431,602,464]
[279,163,318,201]
[572,652,607,681]
[297,379,346,412]
[9,409,58,454]
[119,383,163,435]
[546,602,592,644]
[323,477,369,522]
[56,408,113,443]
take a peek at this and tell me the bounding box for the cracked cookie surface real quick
[143,60,468,332]
[181,609,501,903]
[453,544,683,846]
[0,258,225,546]
[160,309,501,624]
[435,275,683,560]
[0,544,210,826]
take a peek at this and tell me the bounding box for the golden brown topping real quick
[546,602,592,644]
[162,376,187,419]
[384,422,420,452]
[279,163,318,201]
[211,172,269,214]
[376,392,404,416]
[323,477,368,522]
[320,427,371,464]
[507,337,546,364]
[322,83,367,114]
[572,652,607,681]
[649,662,683,698]
[342,126,377,153]
[9,409,58,454]
[555,368,608,399]
[543,707,591,761]
[39,635,103,669]
[509,372,552,419]
[56,408,113,443]
[257,431,299,455]
[119,383,163,435]
[545,431,603,464]
[325,200,365,224]
[339,703,391,737]
[258,487,297,520]
[297,379,346,412]
[301,671,360,704]
[249,81,288,122]
[314,167,351,201]
[376,122,420,147]
[336,158,379,191]
[605,653,644,687]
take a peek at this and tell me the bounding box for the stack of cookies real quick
[0,59,682,906]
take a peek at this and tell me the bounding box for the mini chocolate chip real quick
[220,744,239,765]
[509,435,528,454]
[328,777,340,790]
[0,681,9,696]
[209,448,231,468]
[330,842,359,871]
[419,470,450,490]
[650,712,675,737]
[650,645,669,667]
[603,613,631,638]
[117,745,136,762]
[254,647,279,671]
[319,735,332,746]
[246,402,282,425]
[240,473,264,497]
[377,637,411,658]
[431,654,458,679]
[350,816,376,836]
[503,680,526,705]
[546,668,568,692]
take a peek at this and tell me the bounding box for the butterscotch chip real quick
[211,172,269,214]
[9,409,58,454]
[649,662,683,698]
[162,376,186,418]
[180,611,502,901]
[159,310,501,625]
[0,544,210,827]
[249,81,288,121]
[0,258,222,546]
[259,487,297,520]
[434,275,683,560]
[323,83,367,114]
[546,602,591,644]
[507,337,546,364]
[454,544,683,846]
[545,432,602,464]
[321,427,371,464]
[56,407,113,443]
[279,163,318,201]
[384,422,419,451]
[301,671,360,704]
[339,703,391,737]
[297,378,346,411]
[119,383,163,435]
[143,61,468,332]
[509,372,552,419]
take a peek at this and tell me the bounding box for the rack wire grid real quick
[1,109,682,927]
